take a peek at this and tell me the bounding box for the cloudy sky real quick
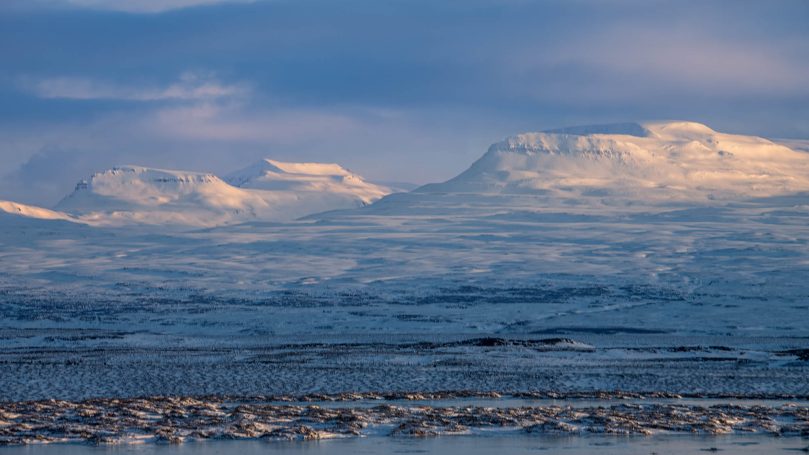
[1,0,808,205]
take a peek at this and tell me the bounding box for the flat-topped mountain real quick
[3,122,809,226]
[416,121,809,201]
[9,160,392,227]
[225,159,389,204]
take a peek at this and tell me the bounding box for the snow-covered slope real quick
[416,121,809,201]
[775,138,809,154]
[54,166,278,226]
[0,200,77,222]
[226,158,390,204]
[49,161,390,227]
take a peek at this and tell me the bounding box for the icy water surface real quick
[2,435,809,455]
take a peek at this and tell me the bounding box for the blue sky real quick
[1,0,808,205]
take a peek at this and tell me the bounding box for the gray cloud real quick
[20,0,260,14]
[21,72,248,101]
[527,25,809,99]
[1,0,808,206]
[0,146,105,206]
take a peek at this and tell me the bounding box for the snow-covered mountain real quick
[41,160,391,227]
[416,121,809,202]
[53,166,274,226]
[4,121,809,227]
[225,159,389,204]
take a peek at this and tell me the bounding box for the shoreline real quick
[1,393,808,446]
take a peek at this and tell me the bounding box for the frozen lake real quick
[2,435,808,455]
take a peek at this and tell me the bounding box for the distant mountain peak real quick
[226,158,389,204]
[226,158,353,186]
[542,122,652,138]
[55,165,235,215]
[539,120,719,139]
[641,120,717,137]
[417,120,809,201]
[42,158,391,227]
[261,159,353,176]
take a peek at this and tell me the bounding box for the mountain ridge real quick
[4,121,809,227]
[225,158,389,204]
[37,159,391,227]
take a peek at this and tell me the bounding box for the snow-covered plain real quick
[1,121,808,422]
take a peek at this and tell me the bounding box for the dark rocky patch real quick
[778,349,809,361]
[531,327,670,335]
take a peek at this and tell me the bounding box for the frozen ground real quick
[1,192,809,402]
